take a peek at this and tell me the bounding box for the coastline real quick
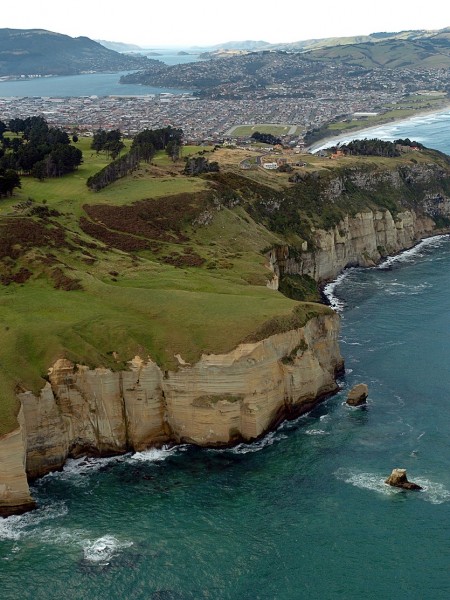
[306,102,450,152]
[321,231,450,311]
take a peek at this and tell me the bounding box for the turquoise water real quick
[2,117,450,599]
[2,240,450,599]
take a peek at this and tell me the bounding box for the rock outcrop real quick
[346,383,369,406]
[0,312,343,516]
[0,407,36,516]
[385,468,423,490]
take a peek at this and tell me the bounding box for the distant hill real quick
[0,29,151,76]
[189,27,450,54]
[306,34,450,69]
[96,39,144,53]
[191,40,269,52]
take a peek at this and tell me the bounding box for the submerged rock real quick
[385,468,423,490]
[346,383,369,406]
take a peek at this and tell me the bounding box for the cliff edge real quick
[0,312,342,515]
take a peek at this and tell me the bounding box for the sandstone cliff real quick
[0,313,343,515]
[266,161,450,286]
[267,208,439,284]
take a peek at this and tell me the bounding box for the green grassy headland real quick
[2,136,449,436]
[0,139,333,435]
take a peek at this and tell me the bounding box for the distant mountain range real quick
[95,39,144,53]
[0,29,151,76]
[1,27,450,79]
[195,27,450,54]
[121,26,450,95]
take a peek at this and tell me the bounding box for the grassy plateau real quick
[2,137,448,436]
[0,140,332,435]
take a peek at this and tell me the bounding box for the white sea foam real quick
[335,468,450,504]
[412,479,450,505]
[335,469,396,496]
[82,535,133,565]
[304,429,329,436]
[42,445,185,484]
[130,444,187,462]
[323,270,353,312]
[377,235,448,269]
[312,109,450,151]
[0,501,68,541]
[222,430,288,455]
[41,455,125,488]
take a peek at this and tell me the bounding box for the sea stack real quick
[385,468,423,490]
[346,383,369,406]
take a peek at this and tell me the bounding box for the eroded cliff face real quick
[267,159,450,285]
[0,313,343,515]
[268,208,439,283]
[0,407,36,516]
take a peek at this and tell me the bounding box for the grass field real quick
[0,137,330,435]
[231,124,298,137]
[0,140,211,219]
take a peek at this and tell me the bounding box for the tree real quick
[183,156,219,176]
[165,140,181,162]
[0,169,21,197]
[91,129,108,153]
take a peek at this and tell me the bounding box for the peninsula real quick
[1,123,450,515]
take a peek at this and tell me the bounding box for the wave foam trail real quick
[335,469,395,495]
[413,479,450,505]
[213,430,288,455]
[0,501,68,541]
[83,535,133,565]
[129,444,187,462]
[304,429,329,436]
[378,235,448,269]
[323,270,353,312]
[41,455,125,488]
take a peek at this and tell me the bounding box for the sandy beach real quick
[307,103,450,152]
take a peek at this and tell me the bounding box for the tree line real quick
[331,138,425,157]
[0,116,82,185]
[251,131,282,146]
[87,126,184,191]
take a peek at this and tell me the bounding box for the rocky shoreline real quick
[0,313,344,516]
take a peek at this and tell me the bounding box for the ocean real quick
[313,108,450,151]
[1,114,450,599]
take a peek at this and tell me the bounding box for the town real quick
[0,46,449,147]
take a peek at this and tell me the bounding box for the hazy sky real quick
[2,1,450,47]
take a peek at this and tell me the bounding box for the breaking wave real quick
[0,501,68,541]
[377,235,449,269]
[82,535,133,565]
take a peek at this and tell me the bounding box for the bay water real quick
[1,114,450,599]
[0,51,201,98]
[0,72,191,98]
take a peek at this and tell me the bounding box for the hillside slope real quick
[0,141,449,434]
[0,29,153,76]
